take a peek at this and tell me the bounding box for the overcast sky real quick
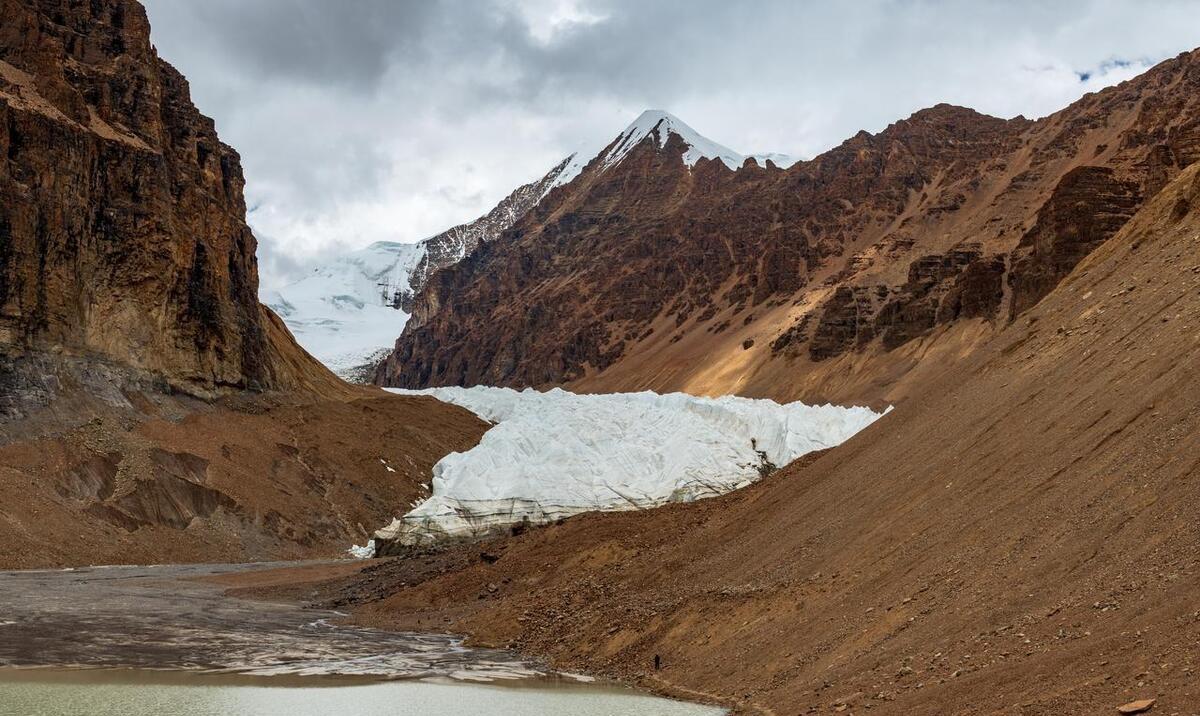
[140,0,1200,290]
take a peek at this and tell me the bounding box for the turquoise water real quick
[0,670,723,716]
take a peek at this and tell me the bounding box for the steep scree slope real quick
[351,159,1200,714]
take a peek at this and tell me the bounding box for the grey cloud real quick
[150,1,438,90]
[255,230,355,291]
[140,0,1200,285]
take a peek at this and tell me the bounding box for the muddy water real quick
[0,563,721,715]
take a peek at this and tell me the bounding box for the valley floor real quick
[283,442,1199,715]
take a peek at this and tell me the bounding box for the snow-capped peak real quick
[266,111,798,381]
[547,109,797,192]
[604,109,749,170]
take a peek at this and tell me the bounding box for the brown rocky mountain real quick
[378,53,1200,407]
[0,0,485,567]
[322,152,1200,714]
[0,0,340,399]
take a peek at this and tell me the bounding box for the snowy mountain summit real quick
[266,110,796,379]
[550,109,798,190]
[606,109,797,171]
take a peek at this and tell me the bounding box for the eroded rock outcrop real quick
[0,0,332,399]
[804,246,1007,361]
[1008,166,1142,317]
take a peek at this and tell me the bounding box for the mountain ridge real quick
[264,154,577,379]
[269,109,797,380]
[377,49,1200,405]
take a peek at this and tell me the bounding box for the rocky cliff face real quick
[378,51,1200,404]
[0,0,494,567]
[1007,166,1142,317]
[400,155,573,312]
[0,0,331,400]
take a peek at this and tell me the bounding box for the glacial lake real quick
[0,562,721,715]
[0,669,721,716]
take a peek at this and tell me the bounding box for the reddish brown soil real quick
[198,559,381,607]
[0,388,486,569]
[333,164,1200,714]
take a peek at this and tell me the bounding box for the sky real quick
[139,0,1200,290]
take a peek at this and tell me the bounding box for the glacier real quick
[347,539,377,559]
[371,387,886,550]
[263,241,425,380]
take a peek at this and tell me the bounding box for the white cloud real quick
[499,0,609,45]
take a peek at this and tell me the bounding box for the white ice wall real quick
[370,387,886,550]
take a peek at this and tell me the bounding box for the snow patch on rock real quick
[347,539,377,559]
[604,110,782,171]
[372,387,885,549]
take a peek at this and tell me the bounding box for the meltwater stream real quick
[0,562,721,715]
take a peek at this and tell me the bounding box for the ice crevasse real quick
[364,387,887,553]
